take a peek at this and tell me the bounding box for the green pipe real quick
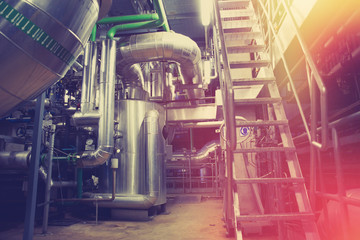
[77,168,83,198]
[107,0,170,39]
[97,13,159,25]
[53,156,69,160]
[153,0,170,31]
[107,20,158,39]
[90,25,97,42]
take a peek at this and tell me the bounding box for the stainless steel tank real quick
[97,99,167,209]
[0,0,99,116]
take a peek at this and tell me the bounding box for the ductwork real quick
[77,39,116,168]
[172,140,219,161]
[116,31,204,100]
[85,109,162,209]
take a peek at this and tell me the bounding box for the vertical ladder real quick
[214,0,320,239]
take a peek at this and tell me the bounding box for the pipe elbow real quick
[77,146,113,168]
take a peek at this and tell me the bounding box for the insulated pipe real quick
[42,125,56,234]
[122,63,145,88]
[72,41,100,126]
[81,41,98,113]
[121,64,149,100]
[117,32,204,100]
[172,140,219,161]
[0,151,31,169]
[77,39,116,168]
[145,110,161,203]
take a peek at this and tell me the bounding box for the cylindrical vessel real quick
[0,0,99,116]
[98,99,166,208]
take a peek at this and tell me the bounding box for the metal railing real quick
[213,0,237,234]
[255,0,328,151]
[254,0,329,210]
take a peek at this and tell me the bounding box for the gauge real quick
[85,138,94,145]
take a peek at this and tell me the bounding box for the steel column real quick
[23,92,45,240]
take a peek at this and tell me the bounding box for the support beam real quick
[23,92,45,240]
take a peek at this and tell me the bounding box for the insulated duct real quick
[116,31,204,100]
[77,39,116,168]
[172,140,219,161]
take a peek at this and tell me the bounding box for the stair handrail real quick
[255,0,328,150]
[213,0,238,234]
[213,0,237,150]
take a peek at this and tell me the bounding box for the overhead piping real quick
[116,31,204,100]
[106,0,170,39]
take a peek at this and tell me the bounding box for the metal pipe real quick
[309,76,318,209]
[56,168,116,203]
[107,0,169,39]
[81,41,98,113]
[257,0,312,143]
[332,128,350,240]
[42,125,56,234]
[189,128,193,193]
[280,0,328,150]
[73,41,100,126]
[153,0,170,31]
[316,192,360,208]
[98,13,159,25]
[91,25,97,42]
[145,110,161,202]
[172,140,219,162]
[52,181,77,188]
[116,31,204,100]
[77,168,83,198]
[77,39,116,168]
[293,111,360,144]
[0,151,31,169]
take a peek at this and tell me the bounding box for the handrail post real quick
[332,127,350,240]
[309,73,318,209]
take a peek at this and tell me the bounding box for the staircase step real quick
[236,213,314,222]
[233,146,295,153]
[230,60,270,68]
[235,120,288,127]
[223,20,257,31]
[224,31,262,41]
[227,45,266,54]
[218,0,250,9]
[234,97,281,105]
[232,77,275,86]
[234,177,305,184]
[220,9,254,18]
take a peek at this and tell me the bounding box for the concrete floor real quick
[0,195,276,240]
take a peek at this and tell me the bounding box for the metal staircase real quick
[214,0,320,239]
